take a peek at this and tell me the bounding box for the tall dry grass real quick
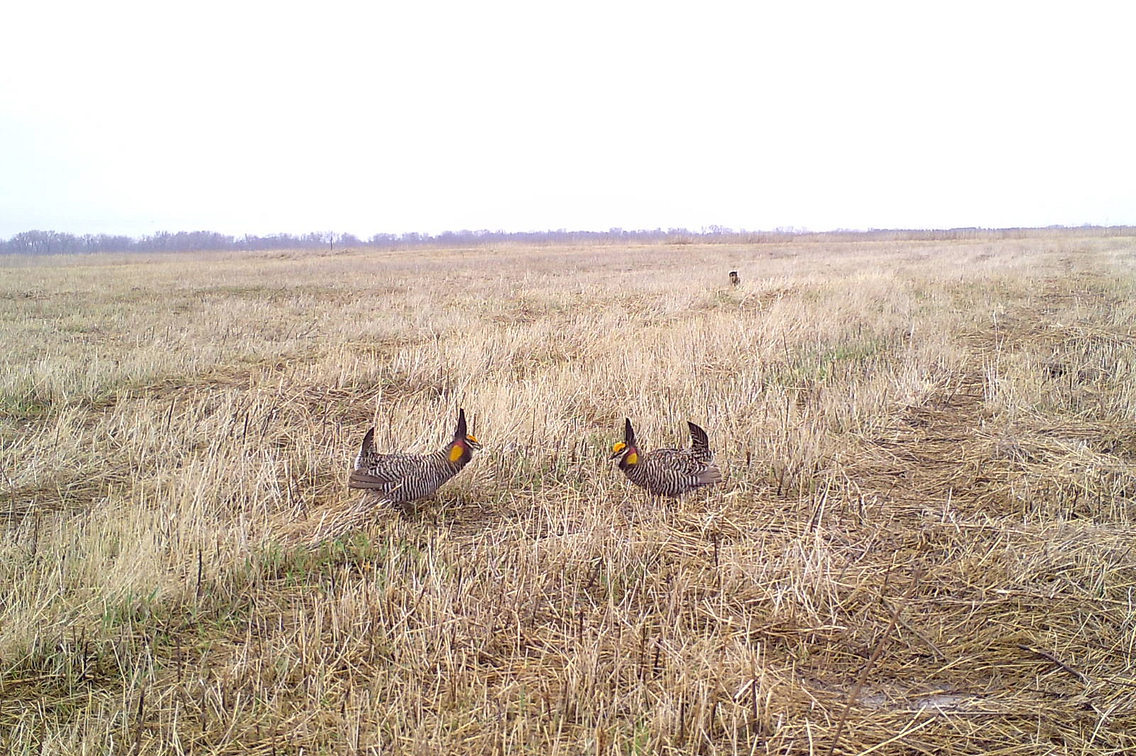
[1,235,1134,754]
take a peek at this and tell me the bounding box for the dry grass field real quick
[2,233,1135,754]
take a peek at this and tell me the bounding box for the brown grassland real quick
[1,232,1135,754]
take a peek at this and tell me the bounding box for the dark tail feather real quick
[359,428,375,458]
[624,418,636,447]
[697,464,723,487]
[349,470,388,490]
[688,421,710,452]
[455,408,467,439]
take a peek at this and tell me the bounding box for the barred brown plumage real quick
[348,408,481,506]
[610,418,722,497]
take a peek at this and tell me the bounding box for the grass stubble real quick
[1,233,1135,754]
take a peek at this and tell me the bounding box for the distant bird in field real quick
[349,408,481,507]
[729,270,740,286]
[610,418,722,497]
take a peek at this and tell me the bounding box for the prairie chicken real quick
[348,408,481,505]
[610,418,723,497]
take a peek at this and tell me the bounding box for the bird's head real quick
[610,418,639,466]
[448,408,481,463]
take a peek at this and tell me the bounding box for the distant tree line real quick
[1,225,1132,256]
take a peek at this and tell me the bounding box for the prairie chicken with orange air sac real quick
[610,418,722,497]
[348,408,481,505]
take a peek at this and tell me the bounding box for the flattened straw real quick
[826,567,922,756]
[1018,643,1092,685]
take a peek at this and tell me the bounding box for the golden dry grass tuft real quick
[2,235,1135,754]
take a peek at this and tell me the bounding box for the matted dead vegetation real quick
[2,234,1134,754]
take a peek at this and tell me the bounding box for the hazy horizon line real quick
[5,222,1135,246]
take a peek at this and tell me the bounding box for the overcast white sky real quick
[2,1,1134,239]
